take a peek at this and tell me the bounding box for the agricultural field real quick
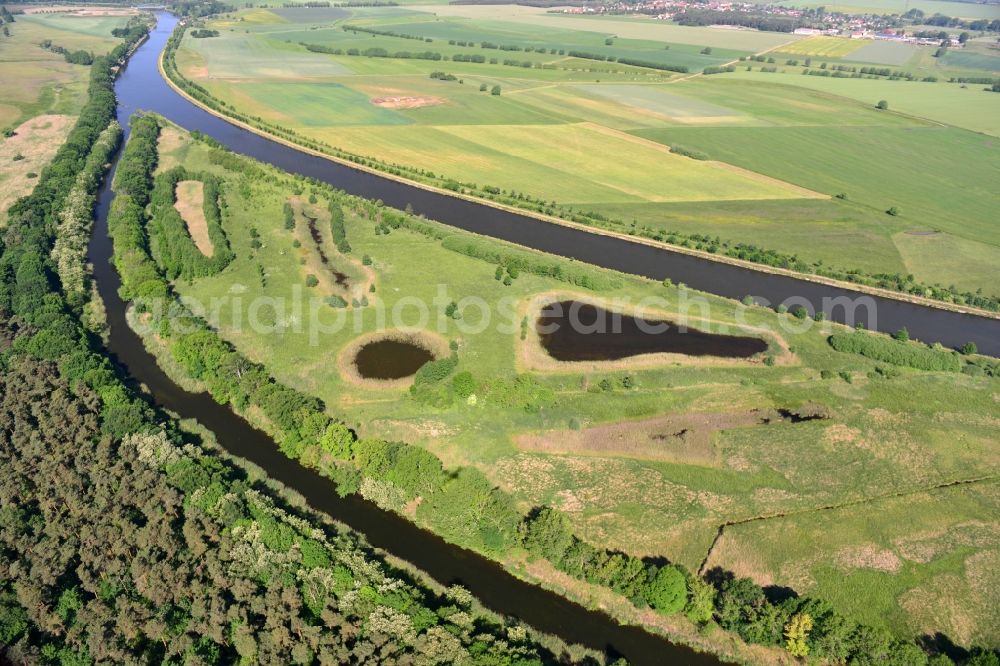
[173,5,1000,296]
[146,123,1000,649]
[408,4,804,51]
[0,9,130,222]
[631,124,1000,294]
[773,35,868,59]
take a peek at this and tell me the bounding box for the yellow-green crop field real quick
[773,35,866,58]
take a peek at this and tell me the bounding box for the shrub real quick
[412,354,458,386]
[452,371,476,398]
[829,331,961,372]
[645,566,687,615]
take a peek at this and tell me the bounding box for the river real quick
[87,12,731,666]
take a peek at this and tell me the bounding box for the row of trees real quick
[147,165,235,279]
[341,23,432,42]
[674,9,802,32]
[51,121,121,311]
[38,39,94,65]
[440,235,622,291]
[328,199,350,253]
[565,49,690,73]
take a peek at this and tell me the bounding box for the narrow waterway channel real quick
[87,13,731,666]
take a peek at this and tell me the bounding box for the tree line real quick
[147,165,235,280]
[674,9,802,32]
[38,38,94,65]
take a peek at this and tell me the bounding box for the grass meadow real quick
[150,124,1000,648]
[0,13,126,129]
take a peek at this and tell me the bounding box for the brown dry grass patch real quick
[371,95,443,110]
[0,114,73,222]
[516,409,777,465]
[156,126,186,172]
[174,180,214,256]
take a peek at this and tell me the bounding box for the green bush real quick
[829,331,961,372]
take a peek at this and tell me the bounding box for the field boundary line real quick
[697,474,999,575]
[160,50,1000,322]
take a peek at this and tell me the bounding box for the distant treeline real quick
[566,49,689,72]
[333,26,691,73]
[305,42,444,59]
[703,65,736,75]
[171,0,233,17]
[190,28,220,38]
[920,13,1000,31]
[341,23,432,41]
[673,9,803,32]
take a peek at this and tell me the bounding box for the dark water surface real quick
[86,13,729,665]
[355,339,435,379]
[538,301,768,361]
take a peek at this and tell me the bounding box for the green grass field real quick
[706,480,1000,647]
[151,124,1000,649]
[774,35,868,59]
[713,69,1000,136]
[630,125,1000,294]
